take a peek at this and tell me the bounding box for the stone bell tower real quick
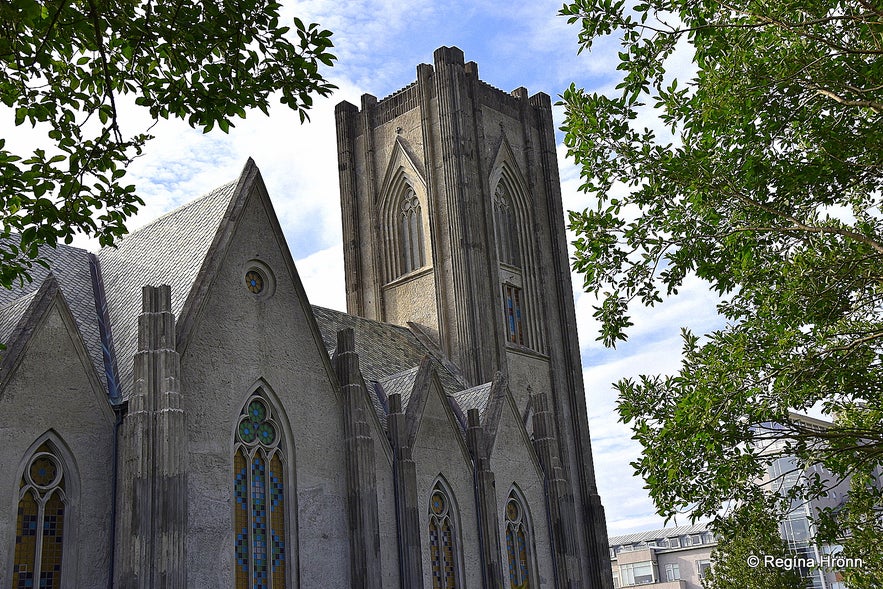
[335,46,613,587]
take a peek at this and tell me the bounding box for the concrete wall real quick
[179,185,351,587]
[412,383,481,587]
[490,397,556,587]
[0,301,115,588]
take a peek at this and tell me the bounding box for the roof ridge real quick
[102,179,237,248]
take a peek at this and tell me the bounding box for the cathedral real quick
[0,47,612,588]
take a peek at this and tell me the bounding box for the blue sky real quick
[2,0,726,536]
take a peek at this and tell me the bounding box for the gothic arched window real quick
[428,483,460,588]
[13,442,67,589]
[400,188,425,274]
[234,393,287,589]
[505,492,534,589]
[493,184,520,268]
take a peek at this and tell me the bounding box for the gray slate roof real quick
[312,305,482,431]
[608,522,711,547]
[0,240,105,386]
[451,382,493,423]
[0,290,37,346]
[98,181,236,397]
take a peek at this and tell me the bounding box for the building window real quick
[502,284,525,345]
[399,188,425,274]
[234,393,286,589]
[697,559,712,578]
[493,185,520,267]
[505,492,534,588]
[664,562,680,581]
[620,561,654,585]
[13,442,67,589]
[428,483,460,588]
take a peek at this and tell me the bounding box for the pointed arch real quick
[378,139,431,281]
[232,383,295,589]
[489,137,545,353]
[504,485,537,589]
[10,431,79,589]
[427,476,463,589]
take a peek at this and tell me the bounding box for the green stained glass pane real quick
[258,422,276,445]
[239,419,257,443]
[248,400,267,422]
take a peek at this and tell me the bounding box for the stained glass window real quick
[493,185,520,267]
[428,484,459,588]
[13,442,66,589]
[399,188,425,275]
[505,493,532,589]
[234,393,286,589]
[502,284,525,345]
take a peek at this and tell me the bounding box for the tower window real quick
[400,188,425,274]
[13,443,67,589]
[493,185,520,267]
[428,483,460,588]
[234,393,287,589]
[502,284,525,345]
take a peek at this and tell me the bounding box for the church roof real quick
[0,290,37,346]
[311,305,476,431]
[97,181,236,397]
[0,240,106,388]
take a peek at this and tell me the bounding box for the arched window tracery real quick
[399,187,425,275]
[493,184,520,268]
[234,392,287,589]
[12,442,67,589]
[428,482,460,589]
[505,491,534,589]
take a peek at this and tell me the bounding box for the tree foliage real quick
[703,503,807,589]
[560,0,882,584]
[1,0,335,287]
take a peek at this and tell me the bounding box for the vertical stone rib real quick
[433,46,482,385]
[467,409,503,588]
[117,285,185,588]
[530,92,613,589]
[389,393,423,586]
[334,329,382,589]
[336,102,364,316]
[531,391,580,588]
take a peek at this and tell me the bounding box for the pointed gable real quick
[0,241,107,390]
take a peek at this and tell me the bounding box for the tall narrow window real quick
[400,188,425,274]
[505,493,533,589]
[13,443,66,589]
[234,393,286,589]
[502,284,525,345]
[493,185,520,267]
[428,484,459,588]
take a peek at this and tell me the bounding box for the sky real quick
[3,0,726,536]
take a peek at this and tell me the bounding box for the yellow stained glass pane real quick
[40,491,65,589]
[13,489,38,587]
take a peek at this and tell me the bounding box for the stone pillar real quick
[388,393,423,586]
[334,328,383,589]
[532,390,581,589]
[467,408,503,588]
[116,285,185,588]
[335,102,364,317]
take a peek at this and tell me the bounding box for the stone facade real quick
[0,48,611,588]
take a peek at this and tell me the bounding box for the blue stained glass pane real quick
[252,456,267,589]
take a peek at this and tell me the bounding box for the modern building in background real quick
[0,48,613,588]
[608,524,715,589]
